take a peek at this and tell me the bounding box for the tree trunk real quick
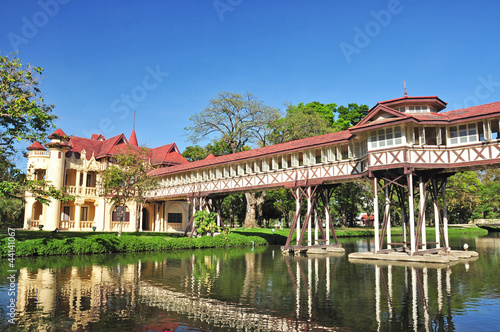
[244,192,266,228]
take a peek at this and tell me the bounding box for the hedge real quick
[0,233,268,257]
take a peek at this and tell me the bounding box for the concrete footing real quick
[348,249,478,264]
[281,244,345,256]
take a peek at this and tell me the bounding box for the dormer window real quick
[408,105,429,113]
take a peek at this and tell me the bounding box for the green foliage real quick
[100,147,158,235]
[332,103,369,131]
[185,91,280,152]
[447,171,482,223]
[194,210,220,236]
[474,169,500,219]
[268,105,334,144]
[182,145,209,162]
[0,51,56,156]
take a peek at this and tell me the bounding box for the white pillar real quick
[419,177,426,250]
[307,187,312,246]
[139,204,143,231]
[408,174,416,253]
[295,188,301,245]
[74,203,81,230]
[373,178,379,253]
[314,210,318,245]
[325,194,330,245]
[385,185,391,250]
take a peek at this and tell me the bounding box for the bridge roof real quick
[150,130,352,176]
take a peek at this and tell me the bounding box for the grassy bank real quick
[0,230,268,258]
[0,225,488,257]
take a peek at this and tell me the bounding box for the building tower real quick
[44,129,70,230]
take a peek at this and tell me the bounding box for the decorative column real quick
[74,200,83,230]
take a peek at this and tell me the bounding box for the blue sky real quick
[1,0,500,169]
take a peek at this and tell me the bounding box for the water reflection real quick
[2,235,500,331]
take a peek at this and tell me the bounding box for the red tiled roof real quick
[442,101,500,122]
[91,134,105,140]
[48,128,69,140]
[205,153,215,160]
[27,141,46,151]
[68,136,104,159]
[95,134,128,159]
[150,130,352,176]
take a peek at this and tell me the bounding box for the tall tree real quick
[100,147,157,236]
[185,92,280,228]
[332,103,369,131]
[0,52,69,225]
[185,91,280,153]
[0,52,56,156]
[446,171,482,223]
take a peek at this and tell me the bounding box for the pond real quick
[1,233,499,331]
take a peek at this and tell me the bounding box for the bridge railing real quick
[150,157,368,198]
[368,140,500,169]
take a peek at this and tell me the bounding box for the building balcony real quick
[65,186,99,197]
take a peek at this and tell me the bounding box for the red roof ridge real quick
[48,128,69,140]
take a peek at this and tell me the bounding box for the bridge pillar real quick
[408,173,416,253]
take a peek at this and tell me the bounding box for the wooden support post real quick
[432,179,440,249]
[408,173,416,254]
[419,176,427,250]
[373,177,379,253]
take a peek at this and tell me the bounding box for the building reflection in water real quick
[10,249,480,331]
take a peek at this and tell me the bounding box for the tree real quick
[185,92,280,228]
[0,52,56,157]
[0,52,69,226]
[185,91,280,153]
[332,103,369,131]
[474,169,500,219]
[100,147,157,236]
[182,145,209,162]
[446,171,482,223]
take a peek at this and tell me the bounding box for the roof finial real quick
[404,80,408,97]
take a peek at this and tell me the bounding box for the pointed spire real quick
[404,80,408,97]
[129,111,138,146]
